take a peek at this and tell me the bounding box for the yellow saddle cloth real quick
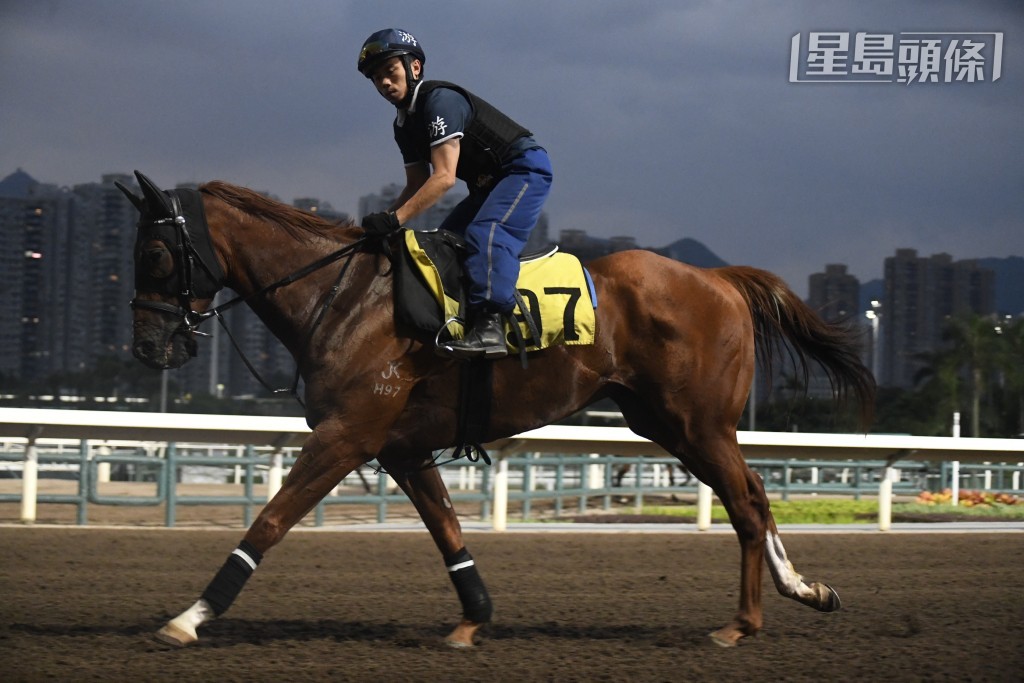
[403,230,597,353]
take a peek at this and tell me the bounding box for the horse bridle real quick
[132,193,370,401]
[130,194,226,337]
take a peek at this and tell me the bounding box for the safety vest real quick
[413,80,534,191]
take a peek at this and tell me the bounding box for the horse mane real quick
[198,180,355,241]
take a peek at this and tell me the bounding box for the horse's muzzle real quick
[133,327,198,370]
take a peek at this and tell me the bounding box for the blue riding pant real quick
[439,147,553,313]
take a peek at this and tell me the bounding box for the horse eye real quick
[146,247,174,279]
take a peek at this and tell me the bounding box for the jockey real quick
[358,28,553,360]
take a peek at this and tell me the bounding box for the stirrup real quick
[436,314,508,360]
[434,316,466,357]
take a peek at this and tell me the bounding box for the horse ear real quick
[134,170,174,217]
[114,180,146,213]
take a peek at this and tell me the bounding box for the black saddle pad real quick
[394,230,466,336]
[393,229,562,339]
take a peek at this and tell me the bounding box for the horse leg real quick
[155,429,367,647]
[354,465,373,494]
[683,433,772,647]
[679,432,839,646]
[613,463,629,487]
[762,516,842,612]
[381,453,492,648]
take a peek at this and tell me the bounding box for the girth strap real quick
[451,359,493,466]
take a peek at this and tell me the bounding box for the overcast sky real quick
[2,0,1021,296]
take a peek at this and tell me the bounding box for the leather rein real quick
[132,195,369,405]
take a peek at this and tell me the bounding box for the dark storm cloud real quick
[1,0,1021,294]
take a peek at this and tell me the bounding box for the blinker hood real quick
[116,170,225,300]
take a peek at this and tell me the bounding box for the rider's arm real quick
[392,138,460,225]
[389,162,429,212]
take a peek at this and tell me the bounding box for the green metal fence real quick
[1,442,1021,527]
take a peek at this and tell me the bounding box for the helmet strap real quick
[396,54,421,109]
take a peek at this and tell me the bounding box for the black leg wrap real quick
[200,540,263,617]
[445,547,492,624]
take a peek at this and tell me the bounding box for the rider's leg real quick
[441,148,553,359]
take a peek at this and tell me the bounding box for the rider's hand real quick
[361,211,401,237]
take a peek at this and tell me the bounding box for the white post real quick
[586,454,602,489]
[697,481,713,531]
[96,445,112,483]
[20,438,39,524]
[633,462,644,514]
[267,451,284,501]
[878,466,894,532]
[652,463,664,488]
[492,457,509,532]
[951,412,961,506]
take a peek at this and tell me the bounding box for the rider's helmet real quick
[358,29,425,108]
[358,28,425,78]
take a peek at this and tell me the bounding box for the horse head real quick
[117,171,222,370]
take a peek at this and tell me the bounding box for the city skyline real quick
[0,167,1017,402]
[5,164,1018,304]
[1,1,1021,298]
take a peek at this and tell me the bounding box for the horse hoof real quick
[708,627,743,648]
[154,621,197,647]
[445,619,483,648]
[817,583,842,612]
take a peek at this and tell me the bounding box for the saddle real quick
[394,229,597,353]
[393,228,597,466]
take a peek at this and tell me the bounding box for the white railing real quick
[2,408,1022,530]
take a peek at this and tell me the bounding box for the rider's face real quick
[370,57,421,106]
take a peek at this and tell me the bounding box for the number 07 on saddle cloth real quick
[397,229,597,353]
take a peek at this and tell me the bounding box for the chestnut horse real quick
[120,172,874,649]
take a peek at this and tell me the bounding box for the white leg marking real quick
[764,532,816,600]
[157,599,213,646]
[178,598,214,630]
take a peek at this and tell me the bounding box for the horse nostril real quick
[134,340,157,358]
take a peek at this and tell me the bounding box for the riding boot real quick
[440,312,508,360]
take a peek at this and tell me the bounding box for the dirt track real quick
[1,528,1022,682]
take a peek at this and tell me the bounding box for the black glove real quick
[361,211,401,237]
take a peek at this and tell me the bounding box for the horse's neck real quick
[216,218,378,355]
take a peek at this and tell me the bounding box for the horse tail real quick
[715,266,877,429]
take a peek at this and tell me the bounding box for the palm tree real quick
[912,347,961,434]
[920,315,1004,436]
[994,317,1024,435]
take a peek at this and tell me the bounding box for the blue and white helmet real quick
[357,28,425,77]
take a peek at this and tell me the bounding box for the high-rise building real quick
[804,264,867,395]
[74,174,139,360]
[358,183,465,231]
[293,197,349,224]
[808,264,860,323]
[0,171,77,381]
[0,171,140,385]
[881,249,995,388]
